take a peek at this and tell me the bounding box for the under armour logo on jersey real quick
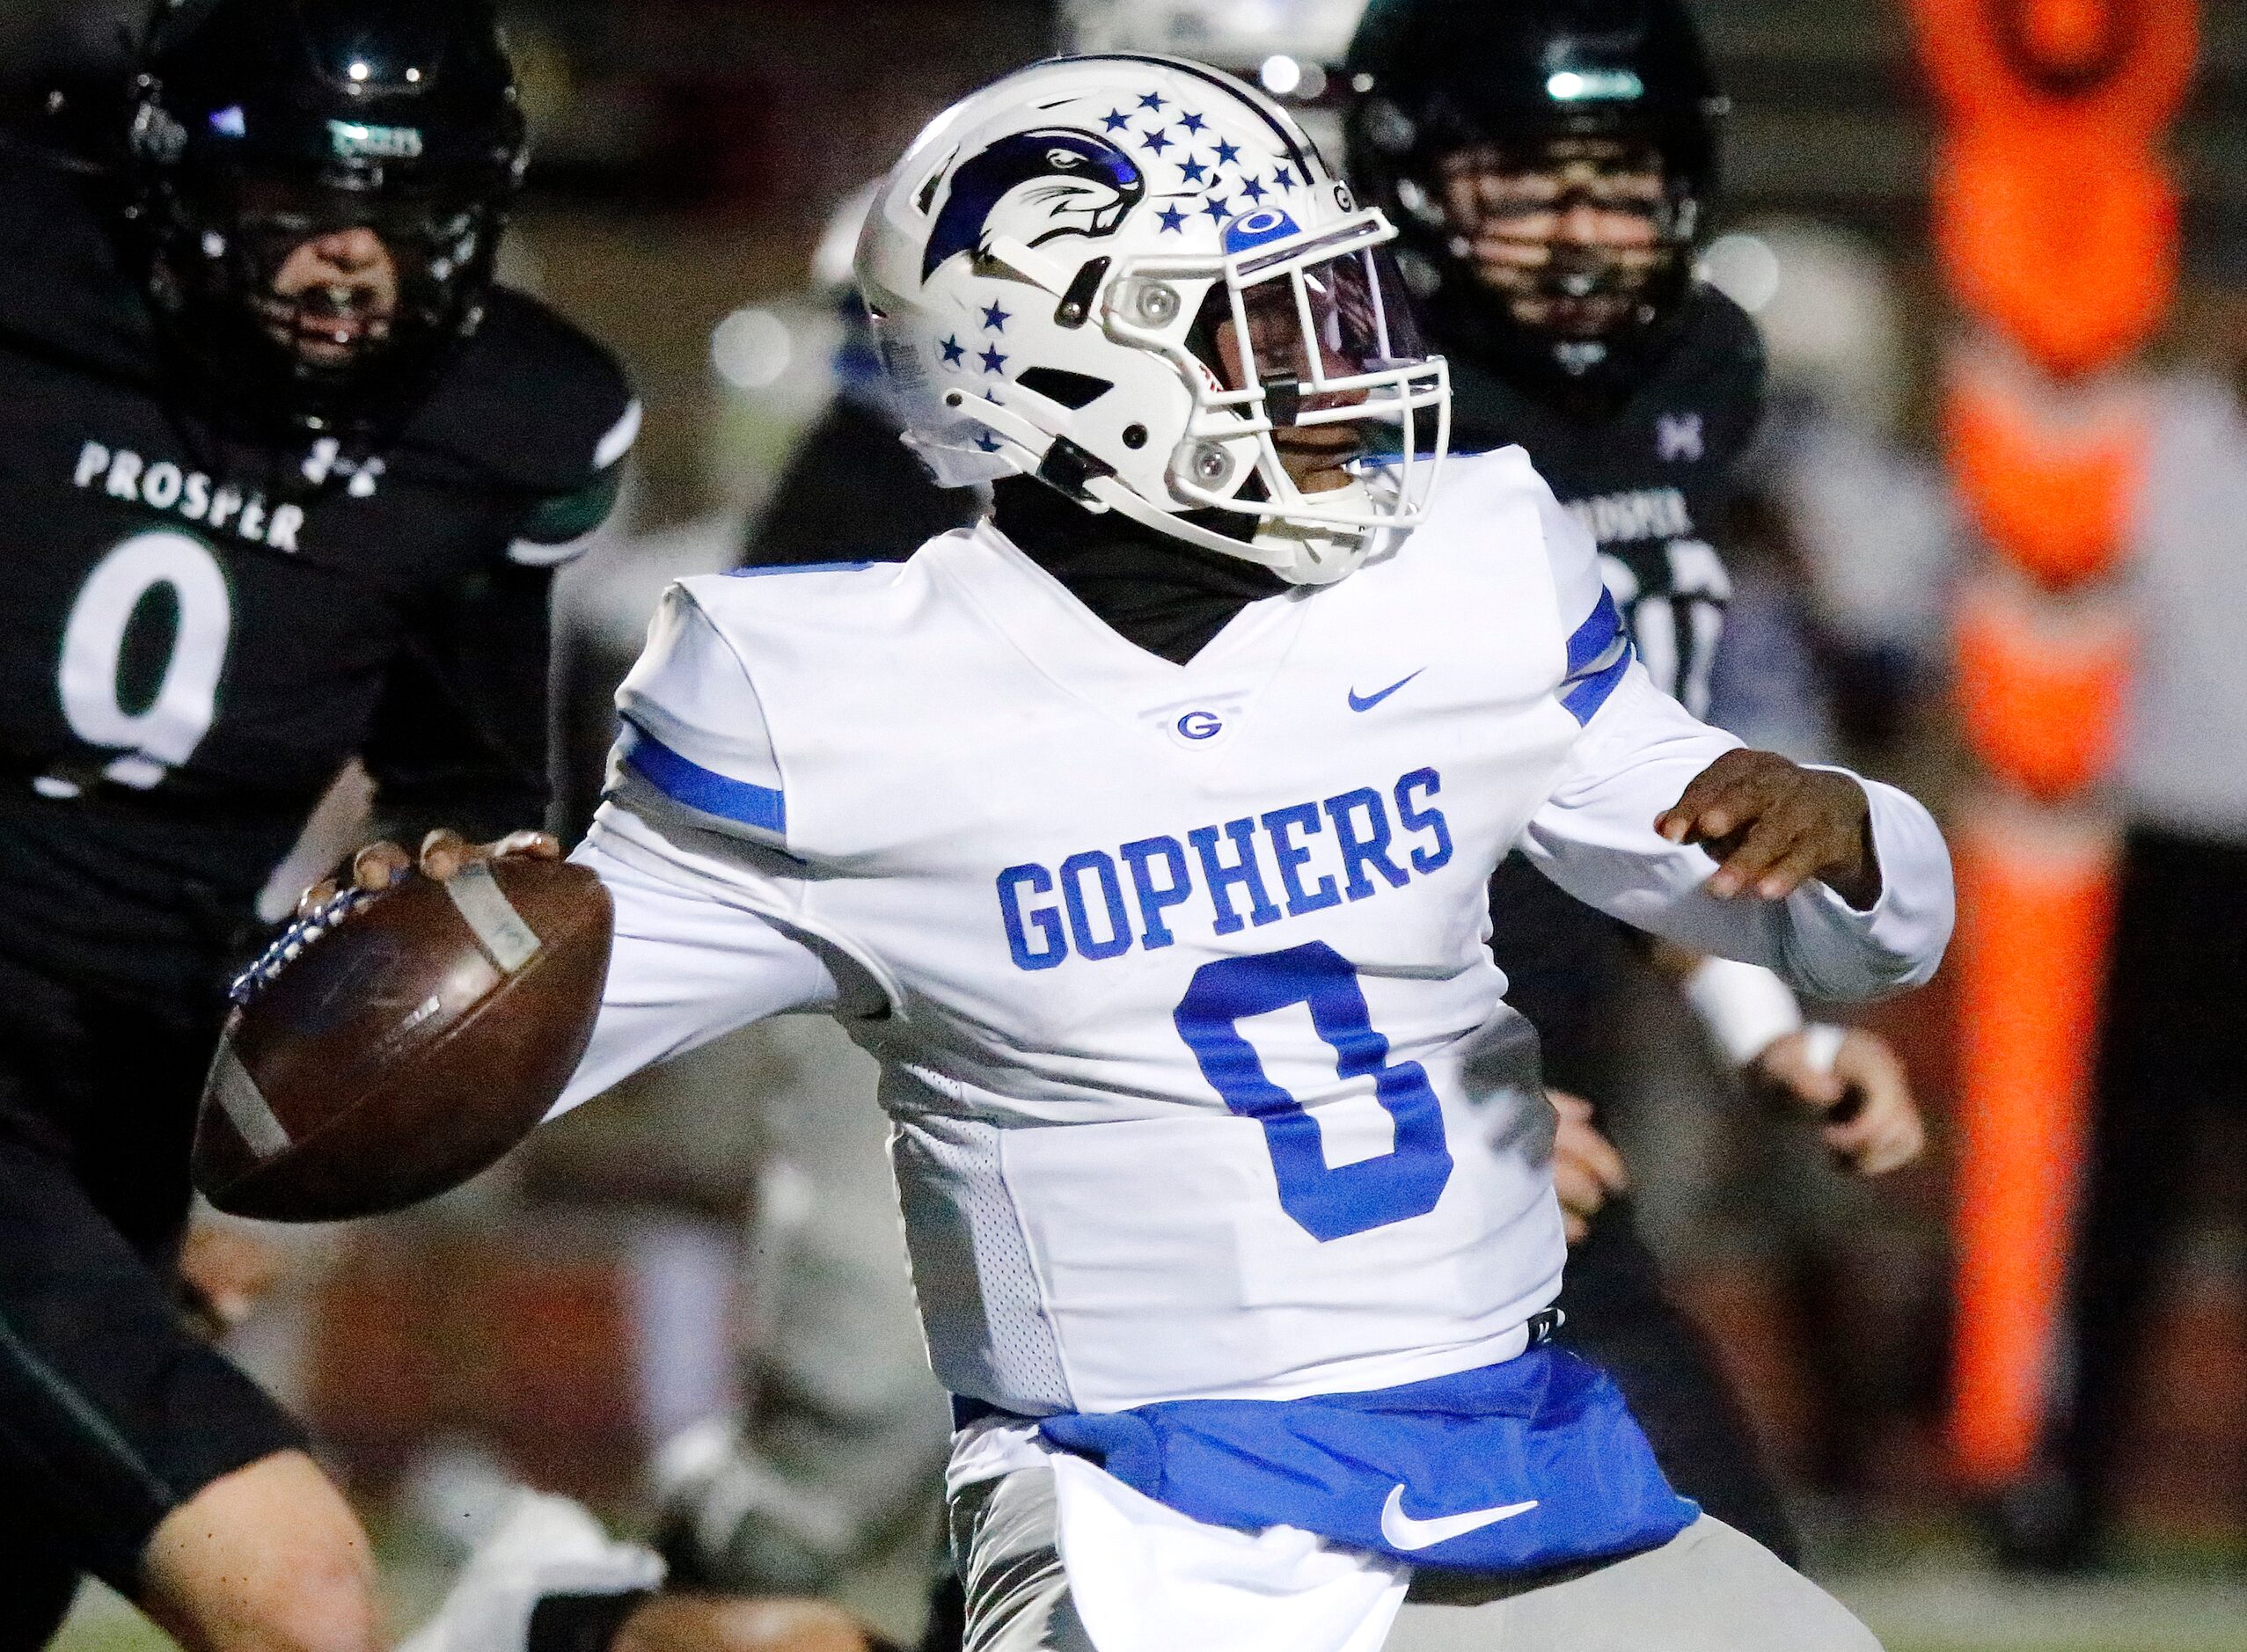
[922,129,1146,281]
[301,437,384,499]
[1656,413,1704,463]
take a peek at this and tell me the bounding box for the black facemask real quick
[1418,136,1693,410]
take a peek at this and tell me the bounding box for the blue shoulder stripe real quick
[1564,588,1623,675]
[1560,647,1632,725]
[1558,588,1633,724]
[726,559,877,577]
[621,722,786,835]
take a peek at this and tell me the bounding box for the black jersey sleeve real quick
[358,557,555,844]
[412,287,640,570]
[356,290,636,839]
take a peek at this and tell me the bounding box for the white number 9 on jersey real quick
[58,530,234,789]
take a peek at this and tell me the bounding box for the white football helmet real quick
[857,54,1449,584]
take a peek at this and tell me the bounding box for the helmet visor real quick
[1205,216,1443,430]
[1239,245,1427,405]
[1157,207,1448,556]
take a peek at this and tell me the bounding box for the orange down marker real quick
[1912,0,2196,1494]
[1946,802,2117,1485]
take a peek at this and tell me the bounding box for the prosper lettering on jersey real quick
[72,441,310,551]
[1562,485,1692,546]
[998,766,1453,969]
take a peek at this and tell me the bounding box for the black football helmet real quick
[125,0,527,435]
[1344,0,1725,398]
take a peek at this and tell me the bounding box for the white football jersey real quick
[560,448,1951,1418]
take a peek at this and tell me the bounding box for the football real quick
[193,857,614,1222]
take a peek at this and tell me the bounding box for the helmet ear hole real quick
[1015,367,1112,410]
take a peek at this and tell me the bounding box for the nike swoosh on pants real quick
[1379,1484,1541,1551]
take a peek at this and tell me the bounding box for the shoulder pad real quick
[406,287,639,496]
[0,149,158,384]
[1420,447,1625,721]
[1419,443,1544,523]
[1663,287,1767,465]
[681,553,924,625]
[612,583,787,846]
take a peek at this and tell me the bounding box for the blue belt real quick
[954,1317,1697,1575]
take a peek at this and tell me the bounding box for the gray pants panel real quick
[950,1467,1881,1652]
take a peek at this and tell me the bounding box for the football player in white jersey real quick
[355,54,1948,1652]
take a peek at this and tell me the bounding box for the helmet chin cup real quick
[1248,480,1383,585]
[859,54,1453,585]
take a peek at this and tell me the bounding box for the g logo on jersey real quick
[922,129,1145,281]
[1175,709,1222,740]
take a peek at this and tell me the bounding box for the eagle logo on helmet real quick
[921,128,1146,281]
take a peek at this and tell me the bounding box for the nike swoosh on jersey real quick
[1378,1485,1540,1551]
[1347,669,1424,712]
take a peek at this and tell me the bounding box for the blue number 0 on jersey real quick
[1174,941,1453,1241]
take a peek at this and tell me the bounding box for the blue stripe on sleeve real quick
[1564,588,1622,676]
[726,560,876,577]
[1560,645,1633,725]
[621,722,787,835]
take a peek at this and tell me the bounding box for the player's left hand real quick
[1750,1026,1926,1177]
[1549,1090,1629,1245]
[177,1217,290,1334]
[294,827,560,917]
[1655,749,1880,908]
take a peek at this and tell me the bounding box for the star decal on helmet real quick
[979,345,1008,374]
[1200,195,1233,223]
[921,128,1147,281]
[1156,204,1188,233]
[1179,157,1208,184]
[1138,91,1167,110]
[1212,138,1241,166]
[1101,108,1130,131]
[1273,165,1297,190]
[1241,176,1268,203]
[1180,112,1205,134]
[1141,127,1174,154]
[939,334,966,366]
[981,302,1010,331]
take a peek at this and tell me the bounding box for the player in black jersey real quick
[0,3,634,1647]
[1346,0,1928,1562]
